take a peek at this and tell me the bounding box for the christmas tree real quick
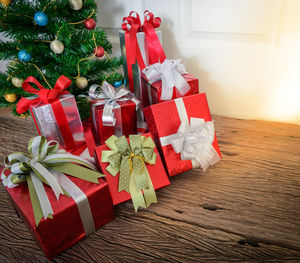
[0,0,123,119]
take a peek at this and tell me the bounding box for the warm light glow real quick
[264,51,300,125]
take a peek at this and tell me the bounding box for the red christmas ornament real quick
[84,18,96,30]
[94,46,105,58]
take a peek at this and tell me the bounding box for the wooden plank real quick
[0,114,299,262]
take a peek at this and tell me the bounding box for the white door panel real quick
[98,0,300,124]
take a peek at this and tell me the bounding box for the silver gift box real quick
[119,30,163,107]
[30,94,85,149]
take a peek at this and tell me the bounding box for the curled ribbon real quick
[101,135,158,211]
[143,59,191,101]
[1,136,104,226]
[122,10,166,92]
[90,81,141,136]
[161,118,220,172]
[16,76,76,149]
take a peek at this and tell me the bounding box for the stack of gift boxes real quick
[0,11,221,259]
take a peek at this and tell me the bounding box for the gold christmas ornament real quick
[50,40,64,54]
[20,112,29,119]
[69,0,83,10]
[0,0,12,7]
[75,77,88,89]
[11,77,24,88]
[4,93,17,103]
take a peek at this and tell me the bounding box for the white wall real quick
[98,0,300,125]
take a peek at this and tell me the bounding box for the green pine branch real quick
[0,0,123,120]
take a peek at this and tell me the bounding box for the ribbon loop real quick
[102,135,158,211]
[143,59,191,101]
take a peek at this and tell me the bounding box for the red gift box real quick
[144,93,221,176]
[92,100,137,145]
[142,73,199,107]
[1,168,114,260]
[94,133,170,206]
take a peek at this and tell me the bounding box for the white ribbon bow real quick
[142,59,191,100]
[161,118,220,172]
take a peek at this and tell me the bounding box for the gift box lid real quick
[144,73,198,92]
[144,93,217,137]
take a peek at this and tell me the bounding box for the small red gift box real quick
[144,93,221,177]
[1,168,114,260]
[92,100,137,145]
[142,73,199,107]
[94,133,170,206]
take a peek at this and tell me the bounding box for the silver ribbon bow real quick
[90,81,141,136]
[160,118,220,172]
[142,59,191,101]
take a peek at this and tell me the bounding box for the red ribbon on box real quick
[122,10,166,92]
[16,76,76,150]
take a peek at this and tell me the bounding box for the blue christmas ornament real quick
[34,11,48,26]
[113,80,123,88]
[18,50,31,62]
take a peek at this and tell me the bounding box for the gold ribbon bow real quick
[101,135,157,211]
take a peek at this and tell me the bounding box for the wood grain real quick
[0,114,299,262]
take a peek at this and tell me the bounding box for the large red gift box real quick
[142,73,199,107]
[92,100,137,145]
[94,133,170,205]
[144,93,221,177]
[1,168,114,260]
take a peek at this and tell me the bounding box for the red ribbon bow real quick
[16,75,76,150]
[122,10,161,33]
[122,10,166,92]
[16,75,71,114]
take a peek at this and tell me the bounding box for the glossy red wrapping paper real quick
[94,133,170,205]
[141,74,199,107]
[1,168,114,260]
[92,100,137,145]
[144,93,221,176]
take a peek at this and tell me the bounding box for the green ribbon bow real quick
[102,135,158,211]
[1,136,104,226]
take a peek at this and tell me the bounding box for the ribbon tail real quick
[16,97,39,114]
[55,172,95,236]
[50,162,104,184]
[28,173,53,226]
[30,160,63,200]
[118,157,131,192]
[129,173,147,212]
[142,169,157,207]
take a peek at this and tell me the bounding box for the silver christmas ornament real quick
[76,77,88,89]
[50,40,64,54]
[69,0,83,10]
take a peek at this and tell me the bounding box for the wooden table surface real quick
[0,114,299,263]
